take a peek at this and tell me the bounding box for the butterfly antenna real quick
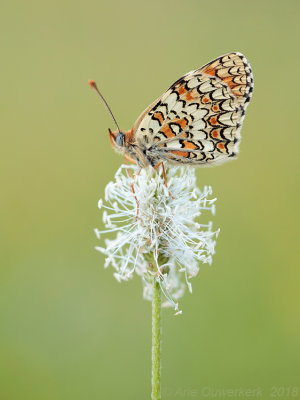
[88,80,121,133]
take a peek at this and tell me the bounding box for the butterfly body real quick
[93,52,253,169]
[109,128,162,168]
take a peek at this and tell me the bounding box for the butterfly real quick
[89,52,253,171]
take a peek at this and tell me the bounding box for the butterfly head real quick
[109,128,125,150]
[108,127,145,166]
[109,128,135,150]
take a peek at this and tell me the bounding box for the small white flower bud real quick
[98,199,103,209]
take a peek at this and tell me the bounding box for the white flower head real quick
[95,164,219,311]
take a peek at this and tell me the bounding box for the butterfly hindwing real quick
[134,52,253,166]
[199,52,254,107]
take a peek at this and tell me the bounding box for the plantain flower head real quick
[95,164,219,311]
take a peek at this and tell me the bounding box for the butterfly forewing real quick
[134,52,253,166]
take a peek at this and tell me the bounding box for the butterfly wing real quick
[133,52,253,166]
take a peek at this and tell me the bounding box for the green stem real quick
[152,278,161,400]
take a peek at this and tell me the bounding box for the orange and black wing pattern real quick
[134,52,253,166]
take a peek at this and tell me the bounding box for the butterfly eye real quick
[115,132,125,147]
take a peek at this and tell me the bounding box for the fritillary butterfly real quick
[89,52,253,169]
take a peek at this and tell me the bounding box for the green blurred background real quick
[1,0,299,398]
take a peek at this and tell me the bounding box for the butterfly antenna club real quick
[88,79,121,133]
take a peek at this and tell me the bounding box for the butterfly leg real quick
[124,154,138,181]
[153,161,174,198]
[122,155,140,217]
[124,154,137,165]
[130,168,141,218]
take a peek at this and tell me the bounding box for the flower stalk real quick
[152,277,161,400]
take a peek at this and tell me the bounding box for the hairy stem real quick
[152,278,161,400]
